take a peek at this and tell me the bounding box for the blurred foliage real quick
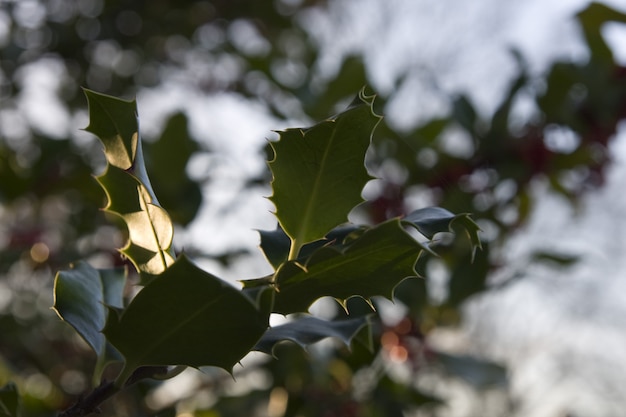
[1,0,626,416]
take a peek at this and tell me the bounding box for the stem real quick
[287,238,301,261]
[57,380,118,417]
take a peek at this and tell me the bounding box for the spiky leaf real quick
[97,164,175,273]
[103,255,268,382]
[252,219,426,314]
[52,262,126,381]
[84,89,175,274]
[254,315,370,355]
[269,89,382,256]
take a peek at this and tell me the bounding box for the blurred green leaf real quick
[0,383,20,417]
[145,112,203,226]
[85,89,176,274]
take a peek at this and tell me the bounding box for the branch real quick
[57,366,168,417]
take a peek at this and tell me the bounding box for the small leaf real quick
[258,224,362,270]
[402,207,481,256]
[84,89,138,170]
[52,262,126,381]
[145,112,202,226]
[84,89,174,274]
[253,315,370,355]
[0,383,20,417]
[269,89,382,256]
[104,255,268,382]
[258,219,426,314]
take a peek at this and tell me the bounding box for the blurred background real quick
[1,0,626,416]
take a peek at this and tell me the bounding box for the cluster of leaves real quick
[2,1,626,416]
[1,89,480,416]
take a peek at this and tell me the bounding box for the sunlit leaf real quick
[84,89,175,274]
[402,207,481,257]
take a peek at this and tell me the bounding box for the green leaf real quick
[268,89,382,258]
[97,164,175,274]
[84,89,139,171]
[0,383,20,417]
[52,262,126,382]
[145,112,202,226]
[253,315,370,355]
[103,255,269,384]
[402,207,481,257]
[258,224,362,270]
[84,89,175,274]
[258,219,426,314]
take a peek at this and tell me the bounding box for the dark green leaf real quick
[104,255,268,383]
[435,352,507,388]
[52,262,126,380]
[269,89,382,256]
[253,315,370,354]
[258,224,362,270]
[260,219,426,314]
[0,383,20,417]
[402,207,481,257]
[145,112,202,226]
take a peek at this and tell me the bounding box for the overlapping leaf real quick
[52,262,126,382]
[84,89,175,274]
[103,255,269,384]
[402,207,481,258]
[260,219,427,314]
[269,89,382,258]
[254,315,370,355]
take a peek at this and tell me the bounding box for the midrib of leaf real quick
[288,123,338,261]
[115,295,223,386]
[283,227,422,286]
[136,184,168,271]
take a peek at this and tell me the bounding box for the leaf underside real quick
[53,262,126,380]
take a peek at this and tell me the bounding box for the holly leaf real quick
[97,165,175,274]
[52,262,126,382]
[252,219,426,314]
[103,255,269,384]
[268,89,382,257]
[145,112,202,226]
[0,383,20,417]
[402,207,481,257]
[84,89,175,274]
[258,224,362,270]
[254,315,370,355]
